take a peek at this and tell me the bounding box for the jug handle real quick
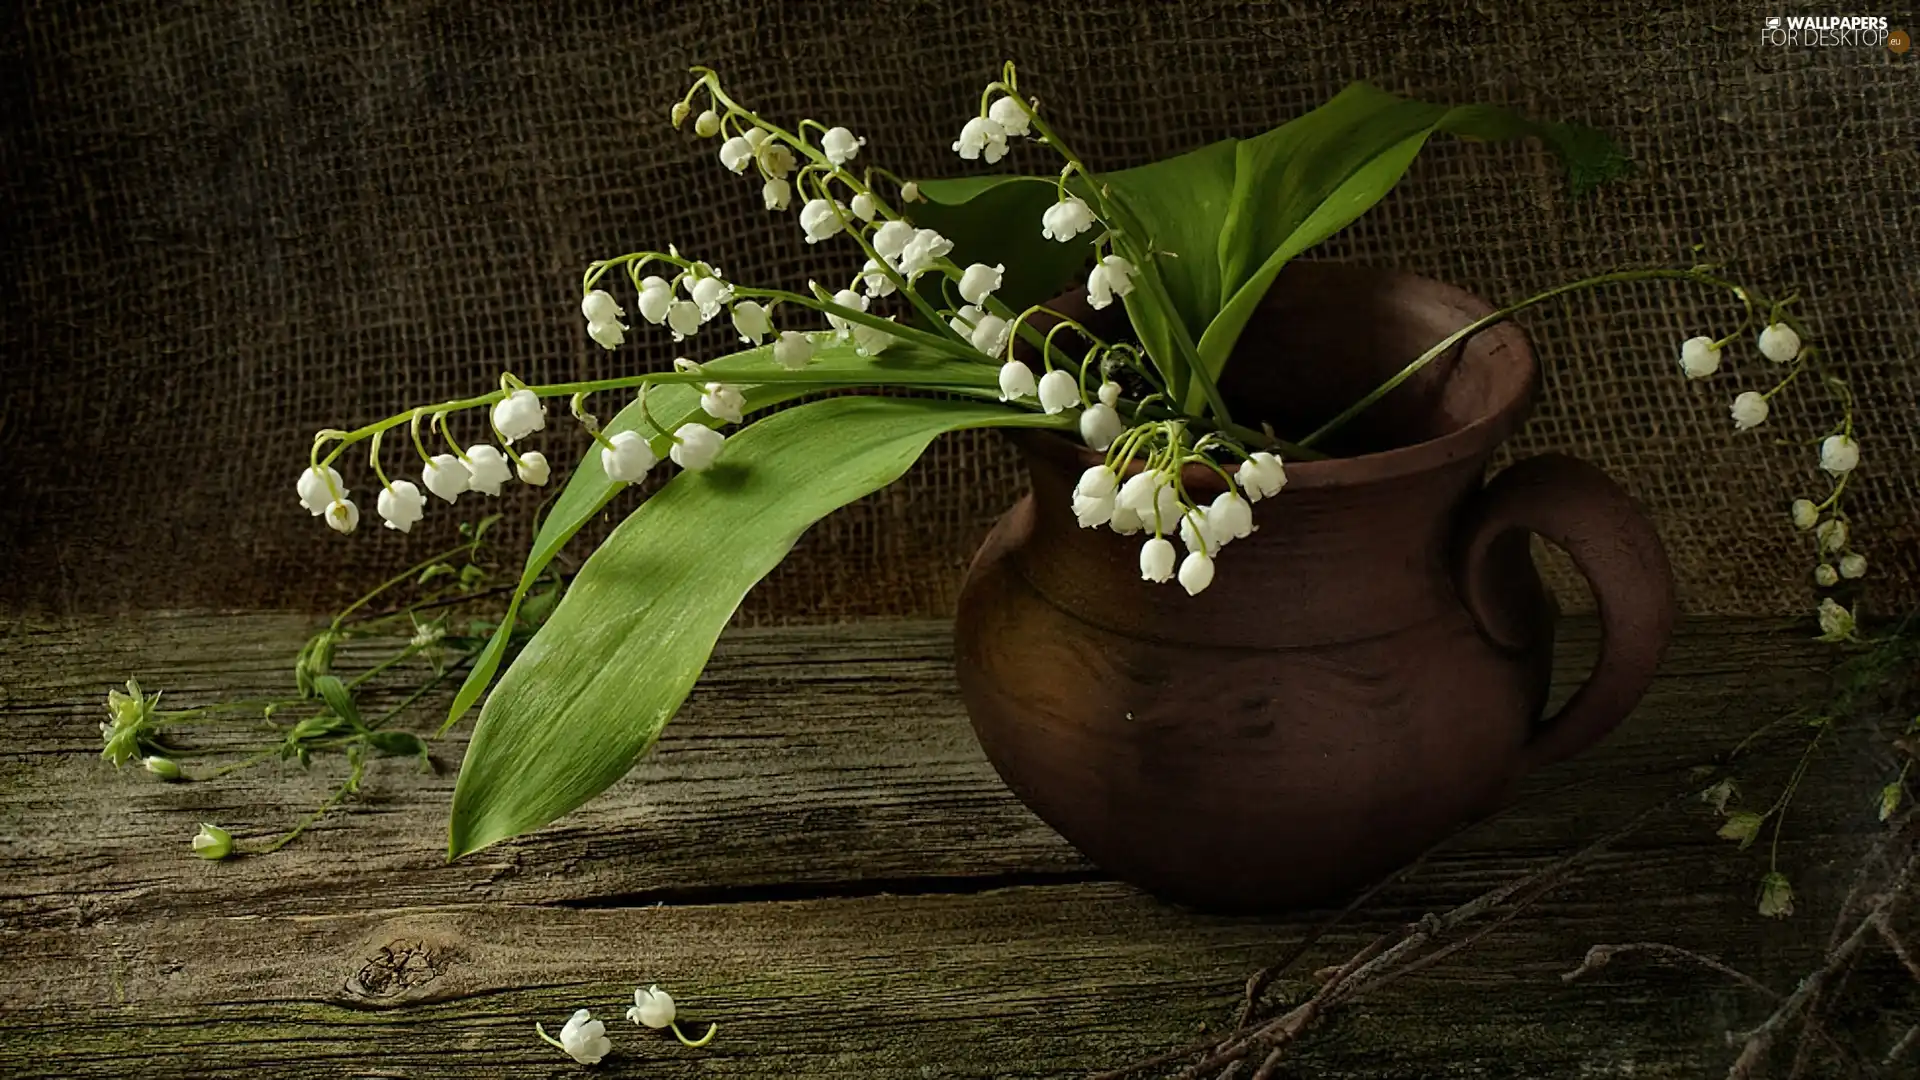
[1454,454,1676,773]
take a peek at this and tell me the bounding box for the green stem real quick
[255,757,365,855]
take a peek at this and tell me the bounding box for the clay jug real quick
[954,261,1675,911]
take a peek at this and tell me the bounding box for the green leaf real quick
[447,396,1069,857]
[1100,137,1242,342]
[312,674,362,729]
[909,176,1100,313]
[441,342,1001,733]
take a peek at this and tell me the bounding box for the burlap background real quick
[3,0,1915,620]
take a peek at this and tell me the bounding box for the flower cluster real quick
[535,984,715,1065]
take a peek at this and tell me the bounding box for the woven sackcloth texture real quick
[2,0,1916,620]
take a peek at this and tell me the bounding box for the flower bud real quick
[1757,322,1801,364]
[693,109,720,137]
[670,101,691,128]
[1839,552,1867,579]
[1814,563,1838,587]
[1819,434,1859,476]
[516,451,551,487]
[192,823,234,860]
[143,756,182,781]
[850,192,877,221]
[1098,381,1121,408]
[1815,519,1848,553]
[1790,498,1818,530]
[900,181,922,203]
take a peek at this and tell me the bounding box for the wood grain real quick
[0,613,1895,1077]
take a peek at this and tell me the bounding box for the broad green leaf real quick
[442,342,1000,731]
[910,176,1099,313]
[447,396,1070,856]
[1099,137,1242,342]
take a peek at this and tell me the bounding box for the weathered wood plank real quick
[0,613,1894,1077]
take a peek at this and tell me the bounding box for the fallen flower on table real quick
[191,823,233,861]
[629,984,719,1047]
[537,1009,612,1065]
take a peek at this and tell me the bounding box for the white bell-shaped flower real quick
[743,127,770,151]
[628,985,676,1030]
[1816,518,1848,553]
[762,176,792,211]
[1790,498,1818,529]
[700,382,746,424]
[297,464,344,516]
[1730,391,1769,431]
[588,318,627,350]
[1041,197,1097,242]
[1037,370,1080,415]
[671,423,725,471]
[773,330,814,371]
[667,299,702,341]
[1237,452,1287,502]
[637,276,674,324]
[600,430,657,483]
[799,198,846,244]
[1758,322,1801,364]
[953,115,1009,162]
[693,109,720,137]
[1208,491,1255,540]
[1678,336,1721,379]
[377,481,426,532]
[422,454,471,503]
[491,389,546,443]
[900,181,922,203]
[970,313,1011,359]
[988,95,1031,137]
[850,192,878,221]
[997,359,1037,401]
[581,290,624,325]
[464,445,513,496]
[826,288,869,335]
[1087,255,1137,310]
[516,451,551,486]
[851,319,895,356]
[558,1010,611,1065]
[1097,382,1121,407]
[756,141,796,180]
[949,303,984,337]
[1118,470,1182,529]
[860,259,897,298]
[1820,434,1860,475]
[690,276,733,321]
[958,263,1005,305]
[1079,403,1124,450]
[1139,537,1176,583]
[718,134,753,173]
[1177,507,1212,553]
[821,126,864,165]
[871,220,915,261]
[731,300,773,344]
[897,228,953,278]
[1178,551,1216,596]
[324,497,360,535]
[1073,490,1116,528]
[1076,464,1119,499]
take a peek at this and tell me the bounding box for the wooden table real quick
[0,614,1893,1077]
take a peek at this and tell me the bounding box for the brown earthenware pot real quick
[953,261,1675,912]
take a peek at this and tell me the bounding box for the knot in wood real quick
[346,938,448,1000]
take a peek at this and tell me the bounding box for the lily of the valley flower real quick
[1086,255,1137,309]
[1177,507,1212,553]
[581,290,624,326]
[1730,391,1769,430]
[628,985,675,1029]
[144,756,182,781]
[1677,336,1722,379]
[860,259,897,298]
[1819,434,1859,475]
[377,481,427,532]
[1237,452,1287,501]
[998,359,1037,401]
[601,430,657,483]
[958,263,1005,305]
[1072,464,1118,527]
[1140,536,1177,582]
[297,465,344,516]
[773,330,814,370]
[762,176,792,211]
[970,314,1011,359]
[718,134,753,173]
[756,140,796,180]
[825,288,869,336]
[516,451,551,486]
[1816,597,1856,641]
[192,823,233,860]
[1117,470,1182,529]
[953,115,1009,163]
[422,454,471,503]
[1757,323,1801,363]
[1079,403,1124,450]
[1036,369,1079,415]
[851,319,895,356]
[799,198,846,244]
[1840,552,1867,579]
[1814,563,1839,587]
[731,300,773,344]
[1041,196,1096,242]
[900,181,922,202]
[667,299,702,341]
[821,126,865,165]
[492,388,546,442]
[988,95,1031,137]
[700,382,746,424]
[1178,551,1216,596]
[557,1009,612,1065]
[671,424,726,471]
[325,497,360,534]
[896,228,954,279]
[871,219,915,261]
[1815,518,1848,553]
[588,318,627,350]
[637,276,674,324]
[693,109,720,137]
[850,192,878,221]
[1790,498,1819,529]
[1208,491,1254,540]
[464,445,513,496]
[1098,381,1121,408]
[689,275,733,321]
[948,303,983,337]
